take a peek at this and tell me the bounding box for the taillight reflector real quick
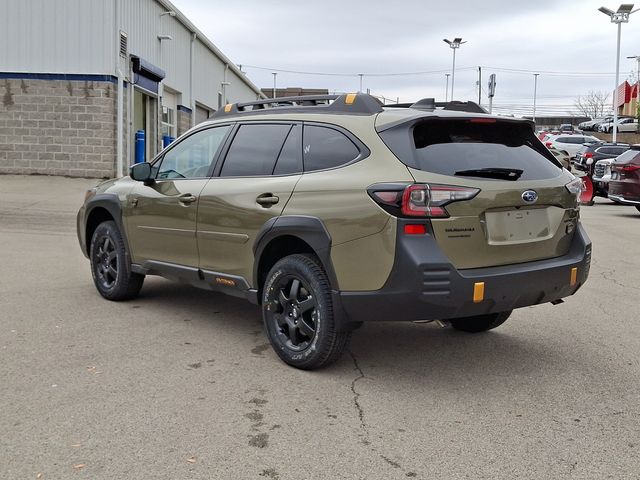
[403,224,427,235]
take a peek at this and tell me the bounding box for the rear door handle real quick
[178,193,197,205]
[256,194,279,207]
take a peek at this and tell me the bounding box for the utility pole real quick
[488,74,496,114]
[628,55,640,132]
[445,73,450,102]
[272,72,277,99]
[478,66,482,105]
[358,74,364,93]
[533,73,539,122]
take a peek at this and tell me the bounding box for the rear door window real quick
[220,124,291,177]
[379,118,562,181]
[303,125,360,172]
[273,125,302,175]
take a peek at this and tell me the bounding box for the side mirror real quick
[130,162,153,184]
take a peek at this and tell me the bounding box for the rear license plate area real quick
[484,208,554,245]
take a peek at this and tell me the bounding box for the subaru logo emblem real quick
[522,190,538,204]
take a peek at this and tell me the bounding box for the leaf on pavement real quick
[72,464,85,470]
[186,457,197,464]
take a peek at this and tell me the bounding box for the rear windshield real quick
[379,118,562,181]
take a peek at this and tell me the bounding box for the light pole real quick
[445,73,451,102]
[628,54,640,131]
[358,74,364,93]
[443,37,466,100]
[533,73,539,122]
[598,4,639,142]
[272,72,277,100]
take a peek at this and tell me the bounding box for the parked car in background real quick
[609,145,640,213]
[598,116,633,133]
[573,142,630,172]
[559,124,575,133]
[593,159,620,199]
[537,130,550,140]
[579,118,599,131]
[611,118,639,133]
[548,146,572,172]
[590,115,615,132]
[544,134,600,157]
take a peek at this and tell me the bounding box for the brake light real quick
[468,118,497,124]
[620,164,640,172]
[404,224,427,235]
[368,183,480,218]
[401,184,480,218]
[584,152,593,159]
[545,142,553,148]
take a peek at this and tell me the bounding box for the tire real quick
[450,311,512,333]
[89,220,144,301]
[262,254,351,370]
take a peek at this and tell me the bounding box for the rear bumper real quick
[339,222,591,323]
[608,194,640,205]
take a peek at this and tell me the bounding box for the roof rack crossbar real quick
[383,99,488,114]
[212,93,384,118]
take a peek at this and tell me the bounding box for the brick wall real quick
[177,108,191,136]
[0,78,117,178]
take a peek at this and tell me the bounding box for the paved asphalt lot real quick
[1,175,640,480]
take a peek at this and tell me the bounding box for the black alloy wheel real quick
[89,221,144,301]
[271,276,318,351]
[262,254,351,369]
[93,234,118,290]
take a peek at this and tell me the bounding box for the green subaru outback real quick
[77,93,591,369]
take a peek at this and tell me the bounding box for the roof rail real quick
[384,98,488,114]
[211,93,384,118]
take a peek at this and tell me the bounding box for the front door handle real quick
[178,193,197,205]
[256,193,280,207]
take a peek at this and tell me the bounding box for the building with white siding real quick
[0,0,263,178]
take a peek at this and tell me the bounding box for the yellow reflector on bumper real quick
[473,282,485,303]
[570,267,578,287]
[345,93,357,105]
[224,104,233,112]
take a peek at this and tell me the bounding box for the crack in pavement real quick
[348,350,367,433]
[348,350,419,479]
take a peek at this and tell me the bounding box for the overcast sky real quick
[172,0,640,116]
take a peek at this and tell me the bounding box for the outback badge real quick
[521,190,538,204]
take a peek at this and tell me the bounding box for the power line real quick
[242,63,621,78]
[241,64,476,77]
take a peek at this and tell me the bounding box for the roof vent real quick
[119,31,128,57]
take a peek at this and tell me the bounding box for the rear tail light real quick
[584,152,593,159]
[565,177,584,199]
[368,183,480,218]
[545,142,553,148]
[620,164,640,172]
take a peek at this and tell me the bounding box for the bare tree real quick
[574,90,611,119]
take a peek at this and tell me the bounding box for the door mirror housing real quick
[130,162,154,184]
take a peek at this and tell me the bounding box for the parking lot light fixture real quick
[444,37,466,100]
[598,4,637,142]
